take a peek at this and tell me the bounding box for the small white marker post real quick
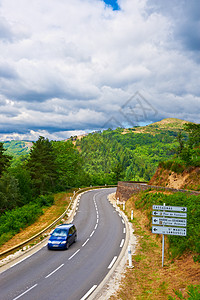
[128,245,133,268]
[131,210,133,220]
[123,201,125,211]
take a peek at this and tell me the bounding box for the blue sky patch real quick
[102,0,120,10]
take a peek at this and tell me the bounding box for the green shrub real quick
[35,194,54,207]
[0,203,44,246]
[168,284,200,300]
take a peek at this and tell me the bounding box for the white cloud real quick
[0,0,199,140]
[0,129,87,141]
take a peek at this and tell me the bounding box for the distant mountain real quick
[3,140,33,158]
[125,118,191,134]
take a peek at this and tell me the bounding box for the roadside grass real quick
[110,193,200,300]
[0,191,73,253]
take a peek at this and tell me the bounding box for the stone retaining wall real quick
[116,181,200,202]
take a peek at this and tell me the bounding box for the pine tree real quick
[53,140,86,189]
[26,136,57,195]
[0,142,11,177]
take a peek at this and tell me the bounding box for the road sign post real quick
[152,204,187,267]
[162,203,165,268]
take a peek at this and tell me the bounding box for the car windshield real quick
[52,228,68,237]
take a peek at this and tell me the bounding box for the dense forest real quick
[1,137,88,213]
[76,127,181,184]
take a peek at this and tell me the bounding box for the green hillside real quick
[75,118,189,184]
[3,118,190,183]
[3,141,32,166]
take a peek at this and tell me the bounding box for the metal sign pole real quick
[162,203,165,267]
[162,233,165,267]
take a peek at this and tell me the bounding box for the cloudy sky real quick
[0,0,199,140]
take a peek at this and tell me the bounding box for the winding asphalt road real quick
[0,188,126,300]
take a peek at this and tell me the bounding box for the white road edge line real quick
[45,263,64,278]
[68,249,80,260]
[108,256,117,269]
[122,219,125,224]
[11,254,32,268]
[82,238,89,247]
[12,284,38,300]
[123,227,126,234]
[120,239,124,248]
[80,285,97,300]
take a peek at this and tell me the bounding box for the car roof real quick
[56,223,74,230]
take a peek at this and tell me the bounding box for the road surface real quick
[0,188,126,300]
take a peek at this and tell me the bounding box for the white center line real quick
[120,239,124,248]
[13,284,38,300]
[90,230,95,237]
[94,224,98,230]
[82,238,89,247]
[45,264,64,278]
[80,285,97,300]
[68,249,80,260]
[108,256,117,269]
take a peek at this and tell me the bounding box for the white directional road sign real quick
[152,217,187,227]
[152,205,187,212]
[152,226,187,236]
[152,211,187,218]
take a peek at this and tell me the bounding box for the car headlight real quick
[61,241,66,244]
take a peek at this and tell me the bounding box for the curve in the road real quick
[0,188,126,300]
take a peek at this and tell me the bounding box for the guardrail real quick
[0,185,116,260]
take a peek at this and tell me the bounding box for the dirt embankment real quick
[149,167,200,191]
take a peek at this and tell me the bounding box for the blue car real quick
[47,224,77,250]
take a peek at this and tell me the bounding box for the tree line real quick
[161,123,200,171]
[0,137,88,215]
